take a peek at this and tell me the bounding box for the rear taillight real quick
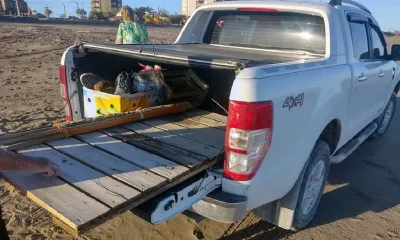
[224,101,273,181]
[59,65,72,121]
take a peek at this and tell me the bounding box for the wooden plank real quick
[188,109,228,124]
[0,129,59,146]
[0,171,110,233]
[75,132,190,181]
[0,127,54,141]
[101,127,204,169]
[160,115,226,146]
[123,122,221,159]
[47,138,167,193]
[18,145,141,208]
[142,119,224,148]
[180,112,227,130]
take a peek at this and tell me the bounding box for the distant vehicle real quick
[60,0,400,232]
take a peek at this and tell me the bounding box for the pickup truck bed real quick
[0,109,226,235]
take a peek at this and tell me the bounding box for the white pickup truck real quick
[59,0,400,232]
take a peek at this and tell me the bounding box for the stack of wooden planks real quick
[0,109,227,236]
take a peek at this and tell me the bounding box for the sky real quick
[26,0,399,31]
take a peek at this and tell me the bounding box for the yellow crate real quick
[83,87,159,118]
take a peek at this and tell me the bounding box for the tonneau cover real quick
[83,43,318,69]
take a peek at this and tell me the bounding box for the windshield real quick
[204,11,326,55]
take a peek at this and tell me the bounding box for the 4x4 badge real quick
[283,93,304,110]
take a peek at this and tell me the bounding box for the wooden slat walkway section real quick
[142,118,224,148]
[101,127,205,169]
[47,138,167,193]
[180,112,227,130]
[187,109,228,124]
[0,109,226,235]
[123,122,222,158]
[0,171,110,233]
[161,115,226,146]
[75,132,190,181]
[18,145,141,207]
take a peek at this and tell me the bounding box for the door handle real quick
[378,70,385,77]
[358,74,367,81]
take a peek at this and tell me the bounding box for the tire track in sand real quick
[221,212,292,240]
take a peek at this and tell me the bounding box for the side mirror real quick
[391,45,400,61]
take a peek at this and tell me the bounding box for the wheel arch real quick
[394,81,400,95]
[318,119,342,154]
[253,121,340,229]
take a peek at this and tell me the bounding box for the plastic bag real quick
[132,64,166,104]
[132,67,158,93]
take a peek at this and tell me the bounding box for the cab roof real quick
[197,0,372,17]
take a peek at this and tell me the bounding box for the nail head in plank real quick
[142,119,224,148]
[123,122,221,159]
[0,171,110,232]
[76,132,190,181]
[101,127,204,169]
[47,138,167,193]
[18,145,141,208]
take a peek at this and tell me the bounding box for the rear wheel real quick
[371,93,397,139]
[293,140,330,230]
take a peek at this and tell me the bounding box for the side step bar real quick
[330,123,377,164]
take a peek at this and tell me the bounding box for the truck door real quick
[346,12,388,138]
[368,21,394,108]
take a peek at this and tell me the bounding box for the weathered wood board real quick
[186,109,228,123]
[161,115,226,146]
[0,171,110,233]
[142,118,224,148]
[18,145,141,208]
[47,137,168,192]
[101,127,205,168]
[123,122,222,158]
[75,131,190,181]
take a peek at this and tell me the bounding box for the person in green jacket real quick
[115,6,149,44]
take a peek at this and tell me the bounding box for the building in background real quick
[15,0,27,14]
[182,0,218,16]
[91,0,122,13]
[0,0,29,15]
[0,0,13,14]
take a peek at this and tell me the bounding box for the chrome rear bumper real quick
[192,189,247,223]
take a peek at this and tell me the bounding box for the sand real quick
[0,22,400,240]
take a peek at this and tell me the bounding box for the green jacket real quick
[116,21,149,44]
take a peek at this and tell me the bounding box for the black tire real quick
[292,140,330,231]
[371,93,397,139]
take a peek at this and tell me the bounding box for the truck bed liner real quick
[0,109,227,236]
